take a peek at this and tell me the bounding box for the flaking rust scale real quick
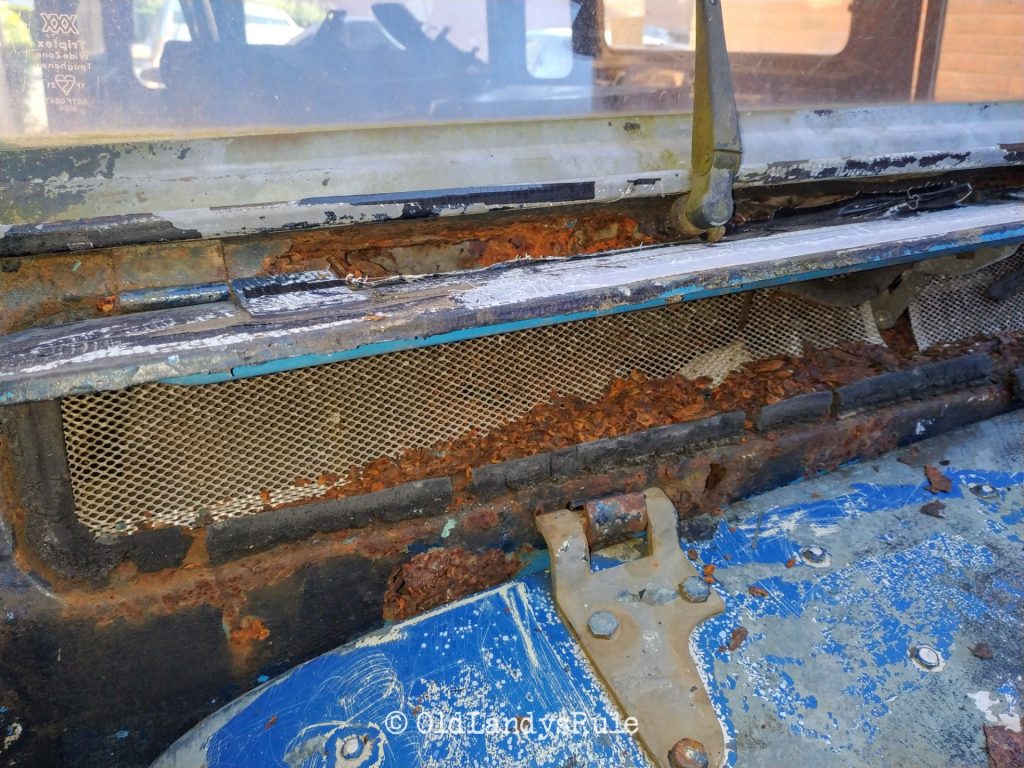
[925,465,953,494]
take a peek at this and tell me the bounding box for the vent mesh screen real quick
[60,289,881,535]
[909,246,1024,350]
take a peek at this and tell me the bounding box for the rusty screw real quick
[668,737,709,768]
[587,610,619,639]
[679,576,711,603]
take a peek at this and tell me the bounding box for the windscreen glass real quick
[0,0,1022,145]
[604,0,851,54]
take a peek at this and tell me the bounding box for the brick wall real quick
[934,0,1024,100]
[722,0,852,55]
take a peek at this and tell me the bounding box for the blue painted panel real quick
[157,413,1024,768]
[157,579,651,768]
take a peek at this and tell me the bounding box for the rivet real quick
[912,645,942,670]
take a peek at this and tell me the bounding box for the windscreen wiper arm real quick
[671,0,742,242]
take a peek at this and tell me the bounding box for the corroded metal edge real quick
[2,202,1023,404]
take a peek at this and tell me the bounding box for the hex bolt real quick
[912,645,942,670]
[587,610,620,639]
[679,576,711,603]
[800,545,829,566]
[668,737,709,768]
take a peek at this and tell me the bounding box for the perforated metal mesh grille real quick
[60,289,882,535]
[909,246,1024,350]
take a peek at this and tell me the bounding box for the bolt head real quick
[669,738,709,768]
[679,576,711,603]
[912,645,942,670]
[587,610,619,639]
[800,545,829,565]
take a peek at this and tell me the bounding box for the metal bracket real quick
[671,0,742,243]
[537,489,726,768]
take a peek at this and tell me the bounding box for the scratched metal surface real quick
[157,410,1024,768]
[685,410,1024,767]
[3,202,1024,405]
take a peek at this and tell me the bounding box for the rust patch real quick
[228,615,270,646]
[721,626,749,653]
[985,720,1024,768]
[258,208,663,278]
[382,547,522,622]
[971,643,994,660]
[55,513,449,626]
[925,465,953,494]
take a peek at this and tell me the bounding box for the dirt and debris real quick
[720,626,749,653]
[324,343,902,501]
[269,332,1024,510]
[262,208,664,278]
[920,500,947,518]
[748,585,769,598]
[711,342,911,413]
[898,447,922,465]
[971,643,995,660]
[382,547,521,621]
[985,720,1024,768]
[925,465,954,494]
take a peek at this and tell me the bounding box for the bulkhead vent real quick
[59,289,881,535]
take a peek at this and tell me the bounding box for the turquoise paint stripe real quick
[162,226,1024,387]
[163,298,672,386]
